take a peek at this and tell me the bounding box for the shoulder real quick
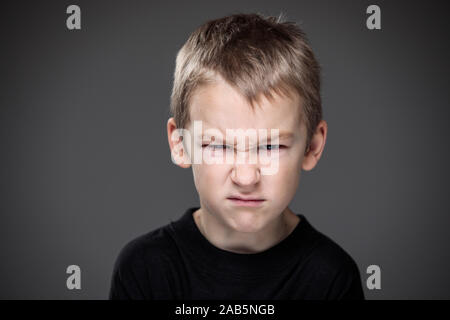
[309,231,358,272]
[114,223,178,270]
[109,222,178,299]
[301,222,365,299]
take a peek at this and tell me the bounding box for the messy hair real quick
[170,12,322,150]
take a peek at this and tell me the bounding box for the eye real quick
[258,144,284,151]
[202,144,231,150]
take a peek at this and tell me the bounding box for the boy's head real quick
[167,13,327,232]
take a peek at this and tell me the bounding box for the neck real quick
[193,206,300,254]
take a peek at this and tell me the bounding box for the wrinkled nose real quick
[231,164,261,187]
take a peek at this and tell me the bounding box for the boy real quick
[109,12,365,300]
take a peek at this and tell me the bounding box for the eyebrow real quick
[274,131,294,140]
[199,131,294,142]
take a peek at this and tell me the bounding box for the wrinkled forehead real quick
[187,79,305,136]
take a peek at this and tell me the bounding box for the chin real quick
[228,211,266,233]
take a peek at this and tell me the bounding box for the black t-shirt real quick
[109,207,365,300]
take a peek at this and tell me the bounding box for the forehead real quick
[188,77,304,135]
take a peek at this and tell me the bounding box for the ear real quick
[167,117,192,168]
[301,120,328,171]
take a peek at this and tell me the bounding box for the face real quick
[173,76,310,233]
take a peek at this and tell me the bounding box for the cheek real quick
[285,144,306,170]
[192,164,228,191]
[274,168,300,191]
[265,158,301,200]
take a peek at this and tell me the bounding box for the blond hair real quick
[170,12,322,149]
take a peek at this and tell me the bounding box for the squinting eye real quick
[258,144,283,151]
[202,144,231,150]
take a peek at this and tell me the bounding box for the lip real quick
[227,196,266,207]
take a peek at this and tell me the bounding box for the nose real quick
[231,164,261,187]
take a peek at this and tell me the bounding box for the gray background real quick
[1,0,449,299]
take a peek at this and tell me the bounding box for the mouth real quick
[227,196,266,207]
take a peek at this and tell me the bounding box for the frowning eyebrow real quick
[273,131,294,140]
[198,130,294,142]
